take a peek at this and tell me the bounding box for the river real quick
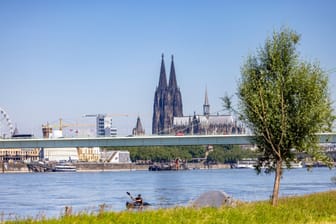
[0,168,335,220]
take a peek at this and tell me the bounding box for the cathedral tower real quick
[132,116,145,136]
[203,87,210,116]
[152,54,167,134]
[152,54,183,135]
[169,55,183,117]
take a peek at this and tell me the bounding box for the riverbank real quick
[1,161,230,173]
[5,190,336,224]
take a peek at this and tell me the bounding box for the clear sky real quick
[0,0,335,137]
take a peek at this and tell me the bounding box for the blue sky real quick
[0,0,335,136]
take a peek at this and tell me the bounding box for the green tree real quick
[207,145,258,164]
[106,145,205,162]
[224,28,334,206]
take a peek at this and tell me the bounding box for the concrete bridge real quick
[0,133,336,148]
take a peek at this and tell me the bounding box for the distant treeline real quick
[104,145,258,164]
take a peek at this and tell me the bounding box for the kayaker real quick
[135,194,143,206]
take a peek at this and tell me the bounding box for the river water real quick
[0,168,335,220]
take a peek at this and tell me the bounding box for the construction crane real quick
[83,114,129,118]
[42,118,95,131]
[42,118,97,138]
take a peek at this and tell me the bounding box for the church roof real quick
[174,115,235,126]
[206,115,234,124]
[174,116,191,126]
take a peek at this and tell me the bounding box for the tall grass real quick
[5,191,336,224]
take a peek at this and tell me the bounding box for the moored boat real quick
[233,159,256,169]
[53,163,77,172]
[282,161,303,169]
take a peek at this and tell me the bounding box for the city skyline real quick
[0,0,335,136]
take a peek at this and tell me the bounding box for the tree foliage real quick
[105,145,205,162]
[207,145,258,164]
[224,28,334,205]
[104,145,255,164]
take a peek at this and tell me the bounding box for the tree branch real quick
[258,84,281,159]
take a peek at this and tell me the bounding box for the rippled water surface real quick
[0,168,335,219]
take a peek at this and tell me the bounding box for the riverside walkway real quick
[0,133,335,148]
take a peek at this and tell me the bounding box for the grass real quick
[4,191,336,224]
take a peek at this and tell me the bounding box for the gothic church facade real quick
[152,54,245,135]
[152,54,183,134]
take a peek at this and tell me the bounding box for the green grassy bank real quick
[6,191,336,224]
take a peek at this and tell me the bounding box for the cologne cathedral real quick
[152,54,245,135]
[152,54,183,134]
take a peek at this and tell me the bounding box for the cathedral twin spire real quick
[152,54,183,134]
[158,54,178,90]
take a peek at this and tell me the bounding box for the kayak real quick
[126,201,151,209]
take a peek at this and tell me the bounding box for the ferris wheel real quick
[0,107,14,138]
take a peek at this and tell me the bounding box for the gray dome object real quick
[192,191,236,208]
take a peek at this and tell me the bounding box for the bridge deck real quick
[0,133,335,148]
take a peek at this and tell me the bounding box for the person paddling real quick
[126,192,145,208]
[134,194,143,206]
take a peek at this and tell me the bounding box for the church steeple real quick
[133,116,145,136]
[203,87,210,116]
[168,55,177,89]
[158,53,167,89]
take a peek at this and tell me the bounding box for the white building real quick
[41,148,79,162]
[100,150,132,163]
[96,114,117,137]
[40,129,79,162]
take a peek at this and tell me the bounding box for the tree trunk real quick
[272,159,282,206]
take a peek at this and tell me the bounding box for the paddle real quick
[126,192,135,201]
